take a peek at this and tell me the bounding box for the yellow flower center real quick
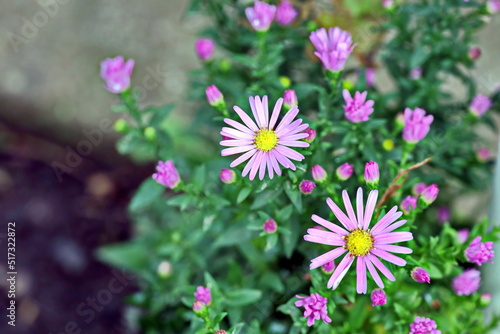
[254,129,278,152]
[345,229,373,256]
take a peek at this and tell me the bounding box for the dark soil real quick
[0,128,151,334]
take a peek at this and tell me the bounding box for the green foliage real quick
[99,0,500,333]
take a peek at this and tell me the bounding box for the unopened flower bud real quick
[304,128,316,143]
[299,180,316,194]
[336,163,353,181]
[144,127,157,141]
[411,267,431,284]
[114,119,130,134]
[370,289,387,306]
[283,89,297,109]
[364,161,379,188]
[420,184,439,205]
[263,219,277,234]
[157,261,172,278]
[311,165,327,183]
[220,169,236,184]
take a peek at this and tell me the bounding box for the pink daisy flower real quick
[220,96,310,180]
[304,188,413,294]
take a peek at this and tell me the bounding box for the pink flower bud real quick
[194,286,212,305]
[193,301,205,313]
[364,161,379,186]
[342,90,375,123]
[409,67,422,80]
[411,267,431,284]
[336,163,353,181]
[100,56,135,94]
[465,236,495,266]
[206,85,224,107]
[452,269,481,296]
[487,0,500,14]
[321,261,335,274]
[220,169,236,184]
[152,160,181,189]
[400,196,417,214]
[420,184,439,205]
[365,68,375,87]
[311,165,328,183]
[304,128,316,143]
[437,206,450,223]
[246,1,276,31]
[195,38,215,61]
[215,331,227,334]
[370,289,387,306]
[457,229,470,244]
[299,180,316,194]
[477,147,491,162]
[470,94,492,117]
[275,0,298,26]
[283,89,298,109]
[263,219,277,234]
[469,47,482,60]
[412,183,427,196]
[402,107,433,143]
[480,293,492,306]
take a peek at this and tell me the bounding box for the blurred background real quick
[0,1,499,333]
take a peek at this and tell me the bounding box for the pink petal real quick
[364,256,384,289]
[221,127,255,140]
[280,133,309,141]
[367,254,395,281]
[220,139,253,147]
[370,249,406,266]
[375,232,413,244]
[249,151,264,180]
[370,207,401,235]
[233,105,259,132]
[266,155,274,179]
[223,118,255,135]
[273,150,296,170]
[342,190,358,227]
[310,247,347,269]
[269,98,283,130]
[327,254,354,289]
[230,149,257,168]
[356,257,367,294]
[377,220,407,234]
[278,140,310,147]
[268,151,282,176]
[363,190,378,230]
[311,214,349,235]
[375,244,412,254]
[249,96,263,128]
[276,106,299,132]
[221,145,254,156]
[242,152,258,177]
[356,188,364,229]
[275,145,305,161]
[304,235,345,246]
[258,153,268,180]
[262,95,269,128]
[276,119,302,137]
[326,198,357,230]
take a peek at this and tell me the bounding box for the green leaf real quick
[237,187,252,204]
[282,217,300,258]
[149,104,174,127]
[96,242,149,273]
[166,194,197,211]
[129,178,164,212]
[225,289,262,306]
[410,45,431,69]
[192,164,206,193]
[251,190,281,209]
[284,182,302,212]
